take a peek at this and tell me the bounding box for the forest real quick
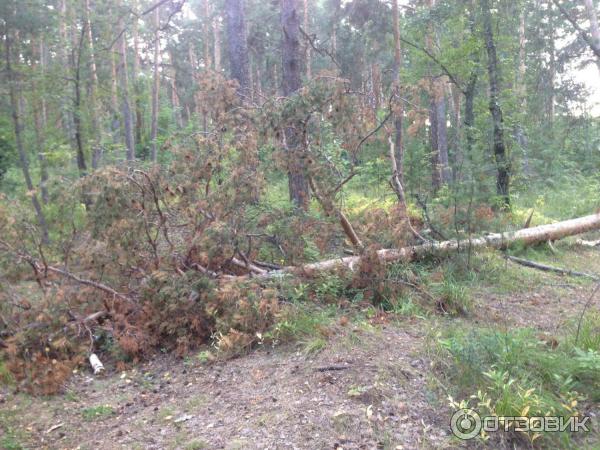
[1,0,600,448]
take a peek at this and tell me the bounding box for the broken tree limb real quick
[266,213,600,276]
[506,255,600,281]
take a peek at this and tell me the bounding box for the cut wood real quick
[265,213,600,276]
[89,353,105,374]
[506,255,600,281]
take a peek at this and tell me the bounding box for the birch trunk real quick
[285,214,600,275]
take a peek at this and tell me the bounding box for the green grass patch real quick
[82,405,115,421]
[432,321,600,446]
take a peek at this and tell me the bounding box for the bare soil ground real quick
[3,244,600,450]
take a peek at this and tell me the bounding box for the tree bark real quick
[391,0,406,201]
[213,13,222,72]
[118,12,135,162]
[132,0,143,146]
[284,213,600,275]
[5,28,49,244]
[85,0,102,169]
[482,0,510,207]
[304,0,312,79]
[426,0,451,188]
[32,38,49,204]
[71,26,87,176]
[225,0,251,99]
[515,6,531,177]
[281,0,311,210]
[151,6,160,163]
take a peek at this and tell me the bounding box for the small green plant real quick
[82,405,115,421]
[302,336,327,355]
[437,326,600,446]
[184,440,208,450]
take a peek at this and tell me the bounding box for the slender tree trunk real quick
[463,2,479,170]
[32,38,49,204]
[85,0,102,169]
[426,0,451,188]
[118,14,135,162]
[482,0,510,207]
[71,27,87,176]
[58,0,75,151]
[169,49,184,129]
[202,0,212,69]
[213,14,221,72]
[304,0,312,79]
[371,63,381,122]
[132,2,143,146]
[515,7,531,177]
[225,0,251,99]
[429,96,441,191]
[282,0,311,209]
[151,7,160,163]
[391,0,406,204]
[5,29,49,244]
[109,7,121,145]
[464,70,477,166]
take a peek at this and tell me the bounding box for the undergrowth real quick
[432,317,600,447]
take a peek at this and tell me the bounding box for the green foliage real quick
[81,405,115,421]
[437,324,600,445]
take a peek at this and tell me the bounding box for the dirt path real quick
[2,320,454,450]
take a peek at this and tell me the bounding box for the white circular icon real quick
[450,408,482,440]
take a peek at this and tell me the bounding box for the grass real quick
[432,319,600,446]
[0,406,28,450]
[81,405,115,421]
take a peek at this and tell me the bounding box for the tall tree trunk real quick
[213,14,221,72]
[429,96,441,191]
[132,1,143,146]
[426,0,451,188]
[371,62,381,122]
[151,6,160,163]
[58,0,75,151]
[71,26,87,176]
[203,0,212,69]
[304,0,312,79]
[463,2,479,170]
[225,0,251,99]
[391,0,406,205]
[5,28,49,244]
[515,7,531,177]
[169,49,183,129]
[118,13,135,162]
[109,7,121,145]
[282,0,311,209]
[85,0,102,169]
[482,0,510,207]
[33,38,49,204]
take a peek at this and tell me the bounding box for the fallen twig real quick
[506,255,600,281]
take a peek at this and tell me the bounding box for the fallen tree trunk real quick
[270,213,600,276]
